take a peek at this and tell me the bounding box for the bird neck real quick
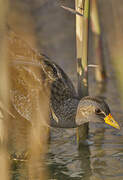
[50,98,79,128]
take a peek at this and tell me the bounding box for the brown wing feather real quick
[8,30,77,122]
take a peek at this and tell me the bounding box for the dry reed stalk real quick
[75,0,90,143]
[90,0,106,82]
[8,29,50,179]
[28,89,49,180]
[0,0,10,179]
[7,2,50,178]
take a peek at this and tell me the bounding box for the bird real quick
[7,29,120,130]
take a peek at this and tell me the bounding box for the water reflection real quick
[48,128,92,180]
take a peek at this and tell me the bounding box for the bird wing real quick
[8,30,50,122]
[8,30,77,122]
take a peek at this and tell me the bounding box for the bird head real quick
[76,96,120,129]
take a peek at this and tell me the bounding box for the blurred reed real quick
[90,0,106,82]
[106,1,123,105]
[75,0,90,143]
[8,31,49,180]
[0,0,10,179]
[0,0,50,179]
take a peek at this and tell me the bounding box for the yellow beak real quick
[104,113,120,129]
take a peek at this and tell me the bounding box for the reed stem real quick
[90,0,106,82]
[0,0,10,179]
[75,0,90,143]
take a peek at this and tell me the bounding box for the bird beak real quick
[104,113,120,129]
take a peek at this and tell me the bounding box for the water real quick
[10,0,123,179]
[10,71,123,179]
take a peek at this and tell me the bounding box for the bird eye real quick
[95,108,102,115]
